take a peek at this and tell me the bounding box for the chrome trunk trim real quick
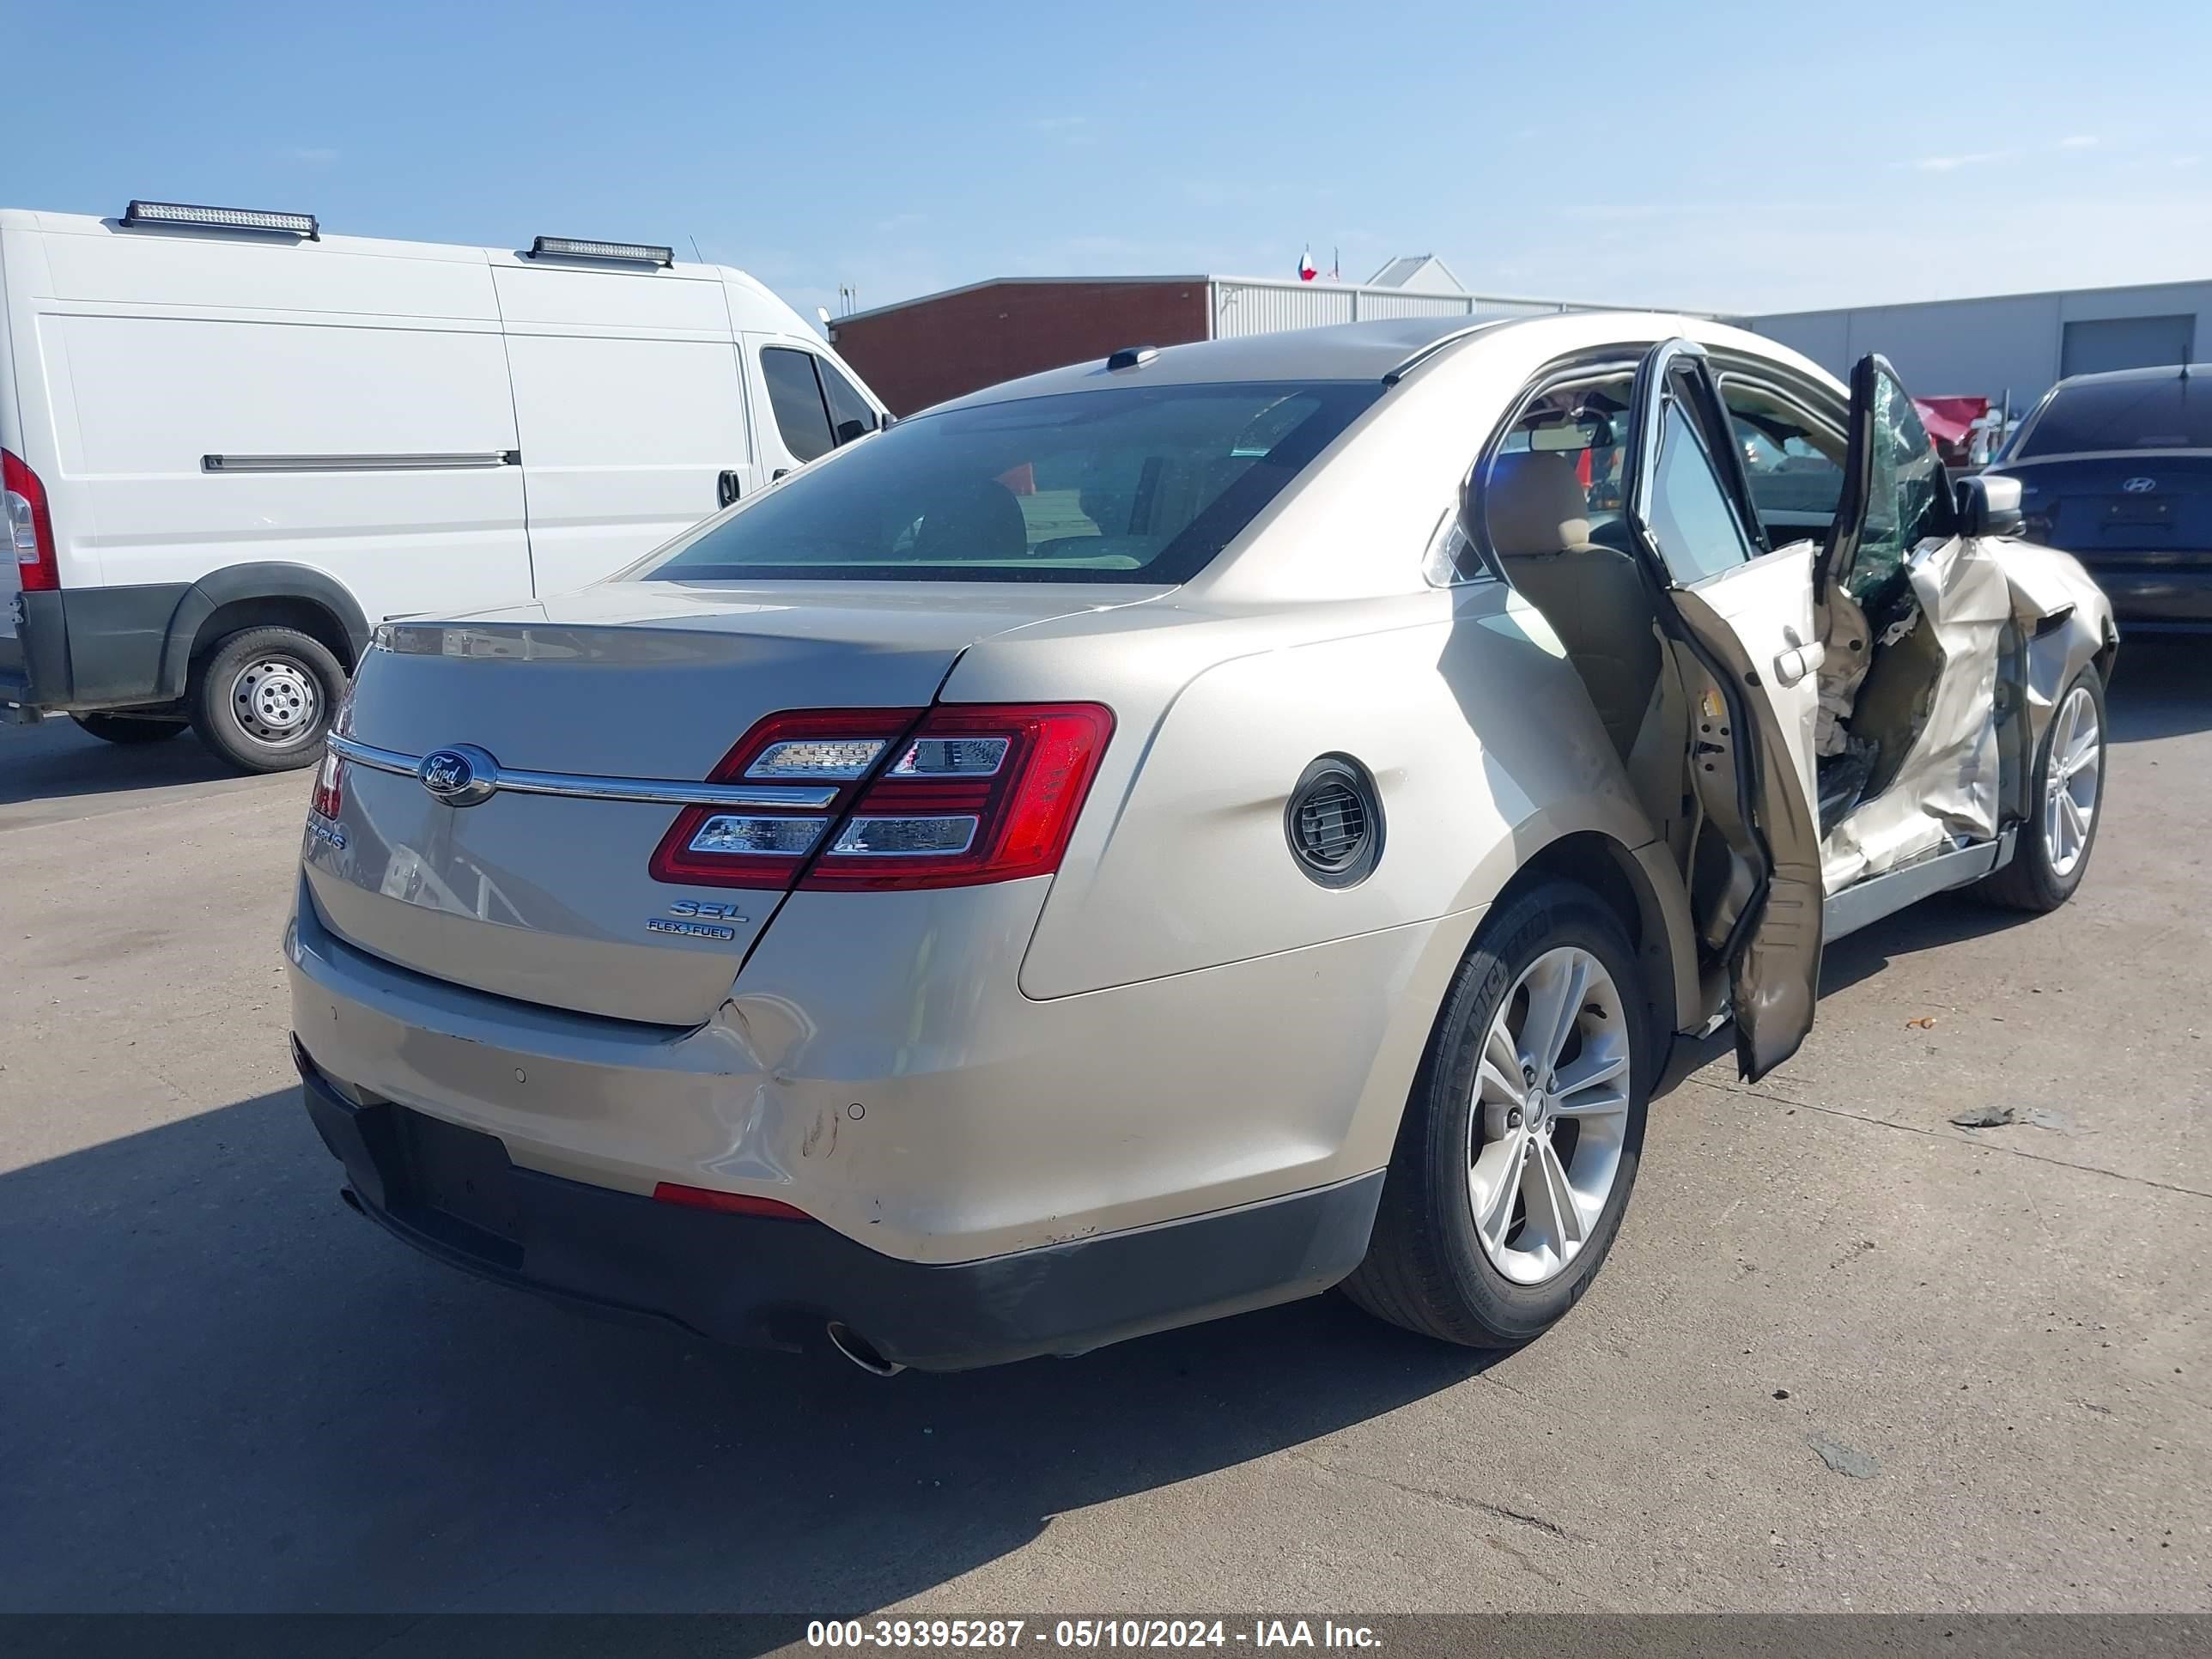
[325,733,840,809]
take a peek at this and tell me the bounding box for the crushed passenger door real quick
[1623,339,1824,1080]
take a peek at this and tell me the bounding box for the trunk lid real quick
[1996,453,2212,567]
[302,580,1158,1024]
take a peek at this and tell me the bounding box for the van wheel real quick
[71,712,185,744]
[188,627,348,774]
[1342,880,1651,1349]
[1974,662,2106,913]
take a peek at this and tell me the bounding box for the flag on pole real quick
[1297,246,1317,283]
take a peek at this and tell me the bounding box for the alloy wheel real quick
[2043,683,2102,878]
[1467,945,1633,1285]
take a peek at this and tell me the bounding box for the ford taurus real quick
[286,314,2116,1372]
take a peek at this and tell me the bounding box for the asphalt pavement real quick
[2,644,2207,1613]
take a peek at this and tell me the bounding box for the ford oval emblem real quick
[417,744,498,807]
[2122,476,2158,494]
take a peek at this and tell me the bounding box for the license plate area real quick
[391,1108,524,1253]
[2105,497,2173,527]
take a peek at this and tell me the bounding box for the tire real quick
[1342,879,1652,1349]
[1974,662,2107,913]
[70,712,185,744]
[188,626,349,775]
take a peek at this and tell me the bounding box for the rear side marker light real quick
[652,1182,811,1220]
[3,448,58,593]
[647,702,1114,892]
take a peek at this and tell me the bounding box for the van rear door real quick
[0,224,18,642]
[495,261,757,595]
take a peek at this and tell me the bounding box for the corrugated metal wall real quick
[1206,277,1644,337]
[1747,280,2212,405]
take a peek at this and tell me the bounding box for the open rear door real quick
[1622,340,1825,1081]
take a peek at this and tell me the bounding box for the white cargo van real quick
[0,203,885,769]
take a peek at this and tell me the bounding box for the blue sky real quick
[9,1,2209,320]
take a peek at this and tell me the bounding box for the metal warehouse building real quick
[1745,279,2212,410]
[829,270,1683,416]
[830,264,2212,421]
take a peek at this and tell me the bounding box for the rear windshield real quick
[2016,375,2212,458]
[635,380,1382,585]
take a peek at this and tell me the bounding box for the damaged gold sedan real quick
[289,316,2115,1366]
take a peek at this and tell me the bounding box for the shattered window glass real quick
[1844,373,1956,604]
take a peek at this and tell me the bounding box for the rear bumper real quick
[0,583,191,712]
[284,868,1459,1266]
[296,1037,1383,1370]
[2,591,67,714]
[2069,562,2212,630]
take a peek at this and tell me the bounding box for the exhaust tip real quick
[825,1321,905,1377]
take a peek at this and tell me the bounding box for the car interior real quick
[1473,361,2000,930]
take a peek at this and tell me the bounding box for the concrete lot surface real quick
[2,646,2207,1613]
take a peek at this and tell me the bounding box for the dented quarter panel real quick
[1996,537,2118,757]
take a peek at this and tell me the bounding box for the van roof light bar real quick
[530,234,674,268]
[123,200,319,240]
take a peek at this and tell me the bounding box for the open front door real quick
[1623,340,1825,1081]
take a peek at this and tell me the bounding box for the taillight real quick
[309,750,345,818]
[649,708,925,890]
[647,702,1114,891]
[307,682,355,818]
[3,449,58,593]
[805,702,1114,890]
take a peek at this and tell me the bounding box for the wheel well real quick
[1492,830,1679,1036]
[190,597,356,671]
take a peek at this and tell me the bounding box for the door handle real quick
[1774,641,1826,686]
[717,470,743,508]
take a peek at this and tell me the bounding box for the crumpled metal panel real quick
[2000,538,2117,764]
[1820,538,2013,890]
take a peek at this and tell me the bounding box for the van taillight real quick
[3,449,58,593]
[648,702,1114,891]
[309,750,345,818]
[307,682,356,819]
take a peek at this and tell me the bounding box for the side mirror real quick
[1954,472,2023,538]
[834,417,871,447]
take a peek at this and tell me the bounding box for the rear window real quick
[2016,375,2212,458]
[635,381,1382,585]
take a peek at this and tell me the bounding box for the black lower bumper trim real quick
[295,1037,1383,1371]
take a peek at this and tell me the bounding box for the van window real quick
[762,347,836,462]
[817,357,879,441]
[635,380,1382,585]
